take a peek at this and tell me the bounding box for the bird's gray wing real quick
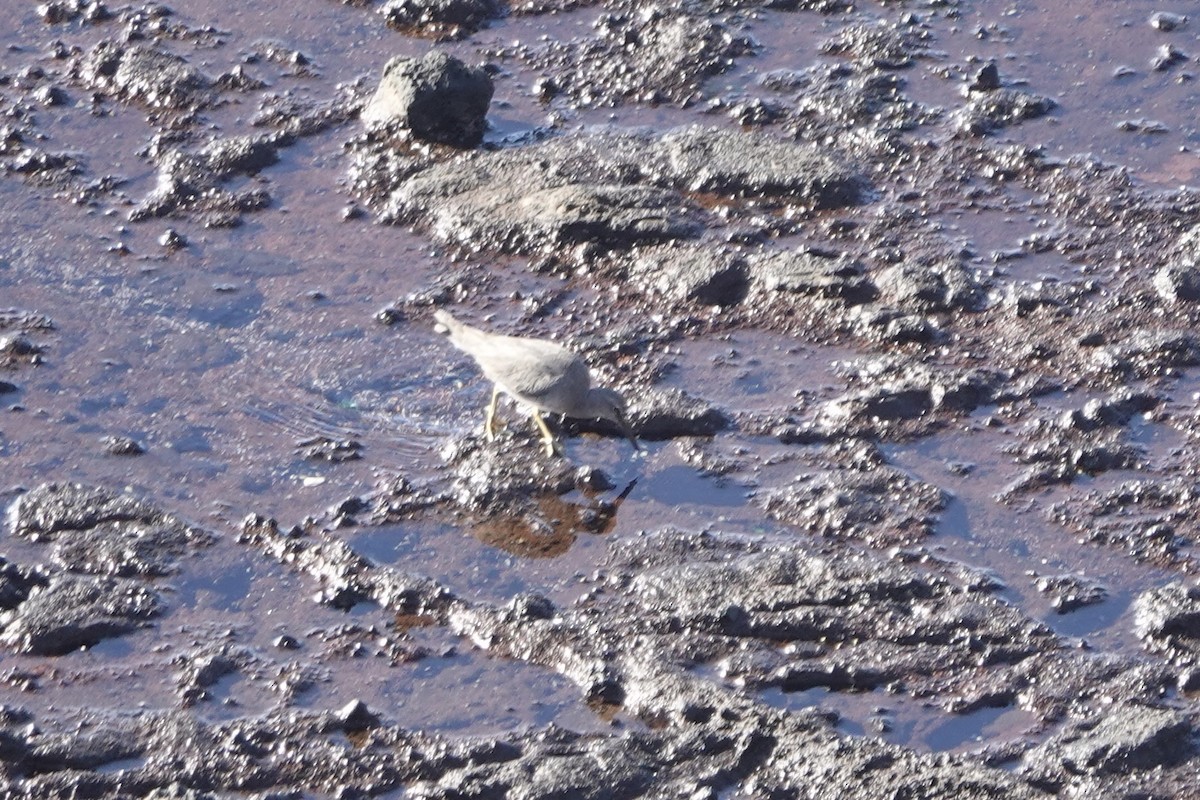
[473,337,588,402]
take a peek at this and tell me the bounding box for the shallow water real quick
[2,0,1198,769]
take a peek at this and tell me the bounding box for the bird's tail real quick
[433,309,463,337]
[433,309,486,353]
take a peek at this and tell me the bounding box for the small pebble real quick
[32,85,68,106]
[1149,11,1187,32]
[968,62,1001,92]
[158,228,187,249]
[1151,42,1189,71]
[336,699,378,731]
[375,306,404,325]
[100,435,145,456]
[0,335,40,357]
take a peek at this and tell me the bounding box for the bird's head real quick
[584,387,641,451]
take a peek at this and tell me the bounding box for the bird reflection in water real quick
[470,479,637,558]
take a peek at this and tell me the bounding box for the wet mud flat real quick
[3,0,1200,797]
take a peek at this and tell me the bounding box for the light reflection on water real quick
[0,0,1197,764]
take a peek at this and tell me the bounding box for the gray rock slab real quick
[0,573,163,655]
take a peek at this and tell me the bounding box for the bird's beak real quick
[616,410,641,451]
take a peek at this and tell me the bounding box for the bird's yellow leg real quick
[531,410,561,456]
[484,385,501,441]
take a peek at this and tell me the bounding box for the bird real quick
[433,309,640,456]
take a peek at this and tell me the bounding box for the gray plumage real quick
[434,309,638,454]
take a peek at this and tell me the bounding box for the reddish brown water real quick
[2,0,1197,754]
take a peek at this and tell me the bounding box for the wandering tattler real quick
[434,309,639,456]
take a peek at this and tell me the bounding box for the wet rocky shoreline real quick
[3,0,1200,797]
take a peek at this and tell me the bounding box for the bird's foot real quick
[484,420,506,441]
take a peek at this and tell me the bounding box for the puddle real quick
[657,329,859,414]
[94,755,148,775]
[940,204,1080,284]
[306,648,621,736]
[168,546,277,613]
[884,424,1173,656]
[640,464,747,508]
[199,668,261,722]
[351,518,605,603]
[1046,588,1132,641]
[761,685,1040,754]
[918,703,1036,754]
[926,1,1200,189]
[0,177,444,528]
[68,641,135,671]
[726,3,1200,228]
[3,0,1200,780]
